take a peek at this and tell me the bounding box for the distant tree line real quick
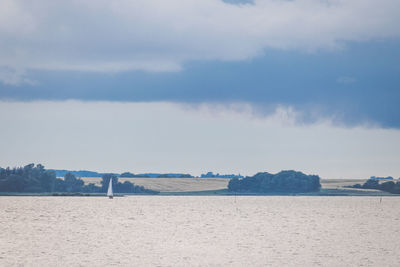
[120,172,150,178]
[120,172,193,178]
[352,179,400,194]
[201,172,243,179]
[50,169,103,178]
[157,173,193,178]
[228,170,321,193]
[0,164,158,194]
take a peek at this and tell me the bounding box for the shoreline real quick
[0,188,397,197]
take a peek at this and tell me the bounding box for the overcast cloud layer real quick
[0,0,399,128]
[1,0,400,76]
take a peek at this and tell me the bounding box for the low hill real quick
[79,176,370,193]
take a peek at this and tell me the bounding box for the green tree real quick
[64,172,84,192]
[228,170,321,193]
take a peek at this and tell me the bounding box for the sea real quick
[0,196,399,266]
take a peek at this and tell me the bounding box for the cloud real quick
[1,38,399,128]
[0,67,37,86]
[0,0,399,77]
[1,1,399,129]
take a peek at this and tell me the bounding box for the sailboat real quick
[107,178,113,199]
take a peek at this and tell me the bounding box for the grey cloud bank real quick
[1,40,399,128]
[1,0,400,78]
[0,0,399,129]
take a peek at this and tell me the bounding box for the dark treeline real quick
[352,179,400,194]
[0,164,159,194]
[157,173,193,178]
[120,172,150,178]
[120,172,193,178]
[228,170,321,193]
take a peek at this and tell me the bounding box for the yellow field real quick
[81,177,230,192]
[320,179,367,189]
[77,177,370,193]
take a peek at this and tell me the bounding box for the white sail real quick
[107,178,113,197]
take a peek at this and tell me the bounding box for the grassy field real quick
[320,179,367,189]
[81,177,230,192]
[78,177,376,193]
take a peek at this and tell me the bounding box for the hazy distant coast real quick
[77,177,393,196]
[1,164,399,196]
[49,169,244,179]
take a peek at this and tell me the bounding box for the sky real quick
[0,0,399,178]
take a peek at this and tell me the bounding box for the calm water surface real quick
[0,196,399,266]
